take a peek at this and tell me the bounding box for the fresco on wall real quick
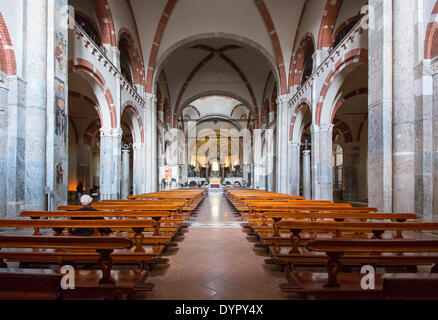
[55,78,66,144]
[52,0,69,209]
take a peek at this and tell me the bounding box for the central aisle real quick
[143,190,298,300]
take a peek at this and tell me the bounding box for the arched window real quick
[301,39,315,85]
[118,36,133,85]
[333,143,344,191]
[75,13,102,47]
[333,15,362,48]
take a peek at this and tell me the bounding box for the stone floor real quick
[138,189,300,300]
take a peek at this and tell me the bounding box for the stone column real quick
[24,0,48,211]
[121,149,130,199]
[265,128,274,192]
[289,142,301,196]
[112,128,122,199]
[276,94,291,193]
[100,128,114,200]
[392,0,415,213]
[342,143,359,201]
[144,93,157,193]
[132,142,145,195]
[0,81,7,217]
[368,0,393,212]
[303,150,311,200]
[253,129,262,189]
[311,124,334,201]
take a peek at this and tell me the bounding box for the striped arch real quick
[291,33,316,87]
[68,90,103,126]
[230,104,249,118]
[315,48,368,125]
[68,58,117,128]
[330,88,368,123]
[288,0,309,89]
[92,0,116,47]
[146,0,179,92]
[253,0,287,94]
[183,105,201,118]
[425,1,438,59]
[333,13,363,43]
[83,121,101,146]
[121,101,145,143]
[118,27,145,87]
[0,11,16,75]
[317,0,344,50]
[289,99,311,142]
[333,119,353,144]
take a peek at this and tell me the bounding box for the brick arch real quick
[92,0,116,47]
[333,119,352,144]
[289,99,311,141]
[146,0,179,93]
[425,1,438,59]
[317,0,344,50]
[0,11,16,75]
[261,100,269,125]
[126,0,146,85]
[121,101,144,143]
[333,13,363,44]
[288,0,309,89]
[68,90,103,126]
[69,58,117,128]
[172,45,260,128]
[331,87,368,123]
[270,83,277,113]
[253,0,287,94]
[163,98,171,125]
[118,28,145,87]
[83,121,101,146]
[315,48,368,125]
[183,105,201,118]
[230,104,249,118]
[291,33,315,87]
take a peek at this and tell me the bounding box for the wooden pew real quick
[0,268,63,300]
[0,219,164,262]
[289,239,438,300]
[19,211,180,244]
[0,235,155,299]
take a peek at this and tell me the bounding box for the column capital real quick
[311,123,334,134]
[122,149,131,155]
[303,150,311,156]
[144,93,157,104]
[290,141,301,148]
[132,142,145,150]
[100,127,123,138]
[276,94,293,105]
[100,127,113,137]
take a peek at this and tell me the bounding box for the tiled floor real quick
[138,190,300,300]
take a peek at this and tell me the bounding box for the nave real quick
[143,191,297,300]
[1,188,438,300]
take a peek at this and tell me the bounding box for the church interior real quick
[1,0,438,302]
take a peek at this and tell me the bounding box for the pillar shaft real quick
[303,150,311,200]
[121,150,130,199]
[311,124,333,201]
[253,129,262,189]
[392,0,415,212]
[289,142,301,196]
[24,0,48,210]
[368,0,393,212]
[144,94,157,193]
[276,95,291,193]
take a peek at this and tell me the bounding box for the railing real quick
[294,20,364,95]
[74,23,143,104]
